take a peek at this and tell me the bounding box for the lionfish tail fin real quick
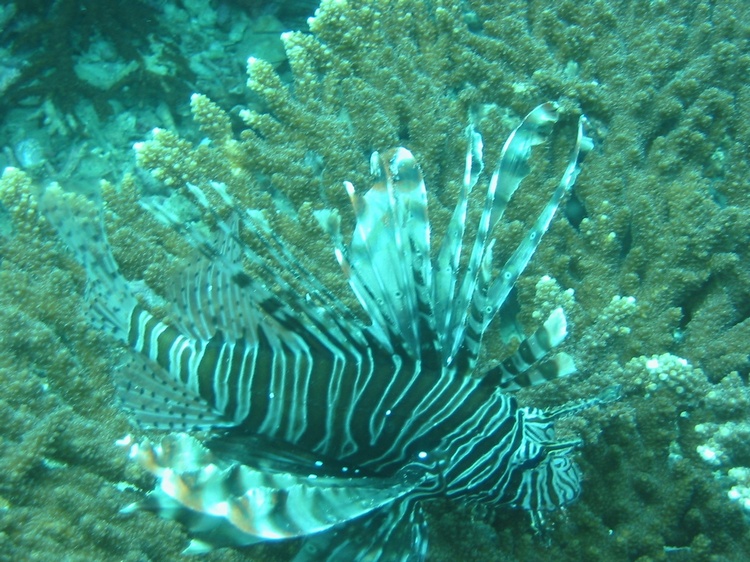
[114,353,230,431]
[42,186,230,431]
[40,184,138,341]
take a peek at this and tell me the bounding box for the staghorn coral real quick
[1,0,750,560]
[0,168,281,562]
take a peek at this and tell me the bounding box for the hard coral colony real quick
[3,0,750,560]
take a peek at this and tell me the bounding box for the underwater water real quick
[1,0,750,560]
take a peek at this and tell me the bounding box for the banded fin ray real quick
[478,115,594,334]
[435,104,560,368]
[480,307,577,391]
[445,104,586,371]
[317,147,437,362]
[40,184,138,342]
[142,184,371,358]
[294,498,429,562]
[115,352,231,429]
[40,185,230,430]
[431,124,484,367]
[324,103,592,379]
[164,218,265,342]
[139,198,309,348]
[123,433,429,552]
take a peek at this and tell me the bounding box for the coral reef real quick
[0,0,304,195]
[1,0,750,560]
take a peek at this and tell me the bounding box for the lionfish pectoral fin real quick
[480,308,577,390]
[294,499,428,562]
[124,434,426,552]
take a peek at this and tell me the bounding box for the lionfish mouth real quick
[41,101,593,558]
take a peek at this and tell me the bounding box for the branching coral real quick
[1,0,750,560]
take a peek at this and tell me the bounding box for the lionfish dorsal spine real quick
[480,114,593,331]
[323,103,591,378]
[432,125,484,367]
[479,307,576,390]
[442,103,564,369]
[458,109,594,373]
[336,147,437,361]
[314,206,394,353]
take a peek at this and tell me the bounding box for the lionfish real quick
[43,101,593,560]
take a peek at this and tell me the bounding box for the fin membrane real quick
[40,183,138,342]
[115,352,230,431]
[123,433,427,552]
[294,498,428,562]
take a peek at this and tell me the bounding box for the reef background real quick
[1,0,750,560]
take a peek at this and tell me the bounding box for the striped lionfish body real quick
[43,102,593,560]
